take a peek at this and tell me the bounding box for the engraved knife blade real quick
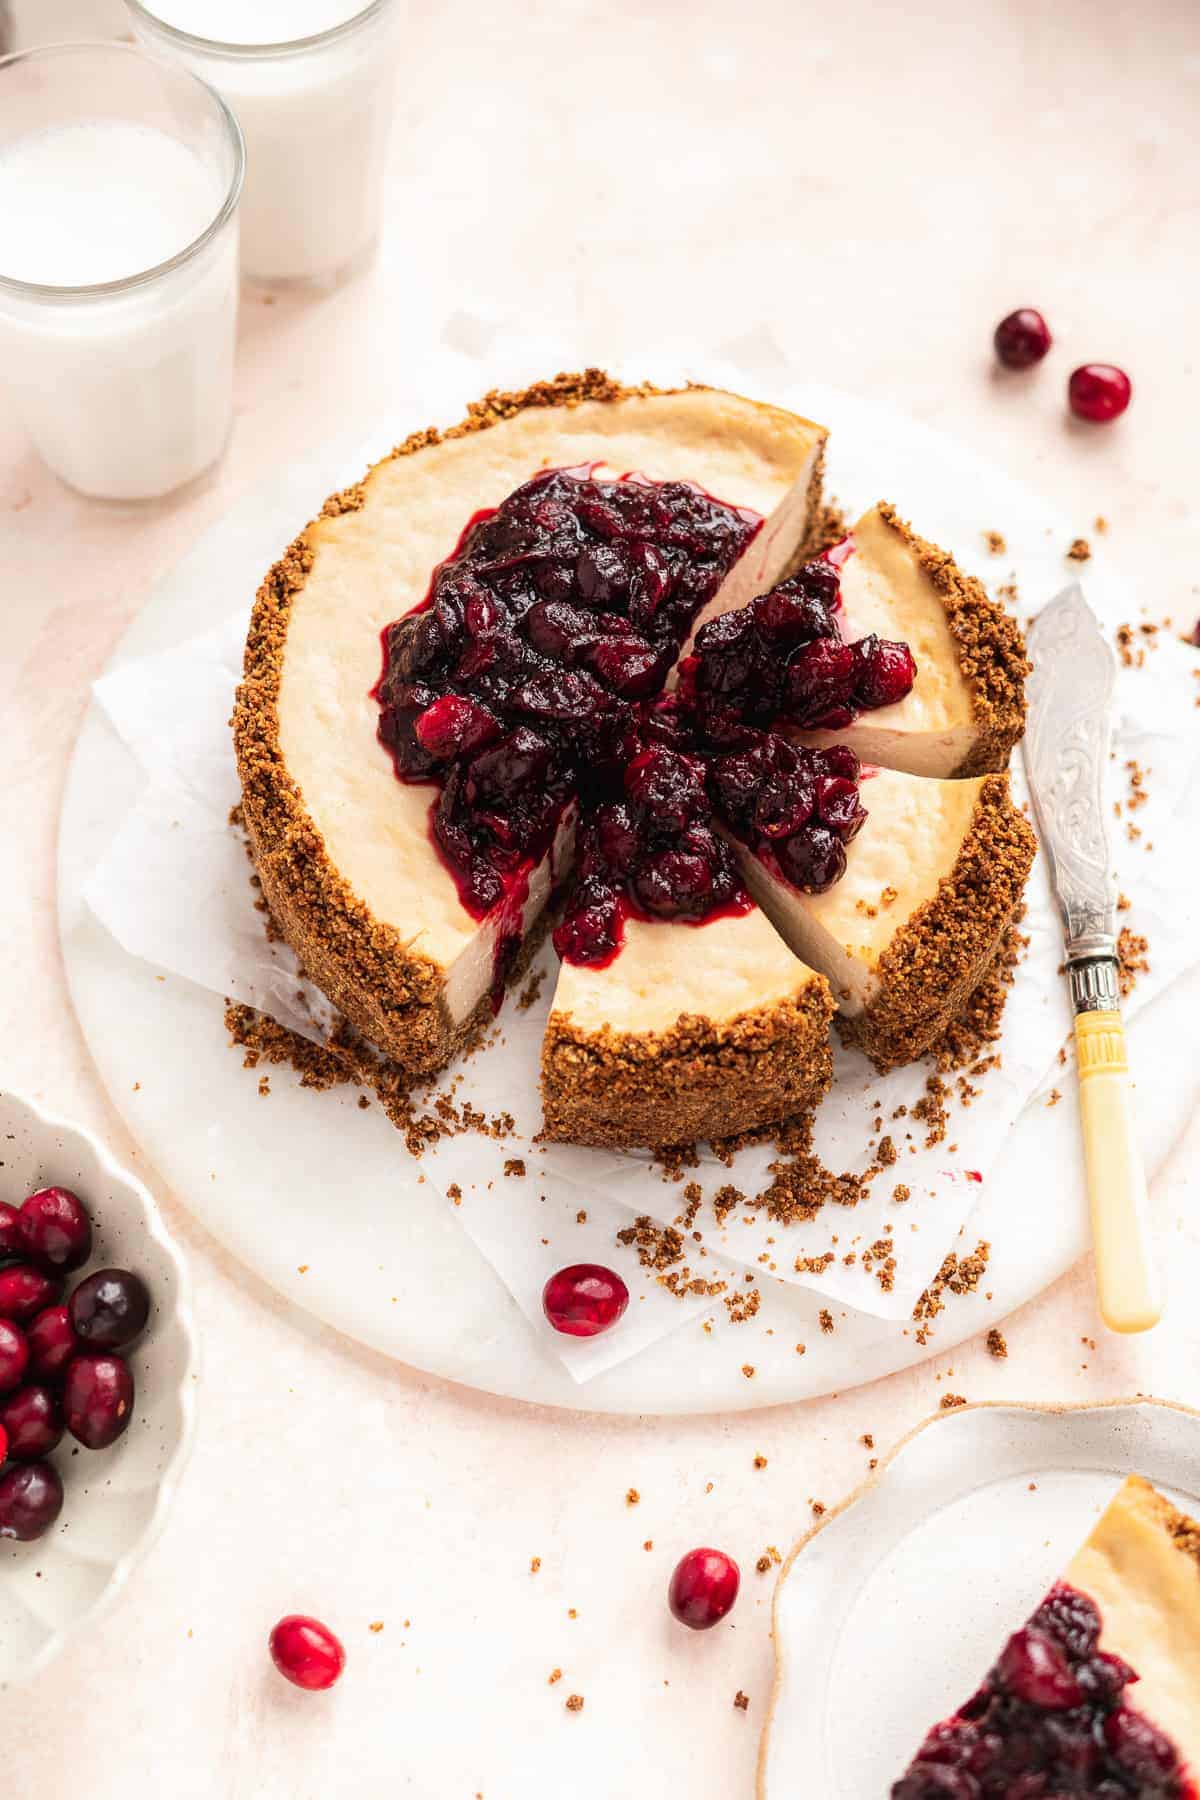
[1022,583,1119,1013]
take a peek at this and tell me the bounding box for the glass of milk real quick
[126,1,400,287]
[0,43,244,501]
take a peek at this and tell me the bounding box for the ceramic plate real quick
[0,1091,198,1687]
[759,1398,1200,1796]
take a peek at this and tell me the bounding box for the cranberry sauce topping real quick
[679,552,916,739]
[376,468,759,919]
[376,474,917,974]
[893,1580,1193,1799]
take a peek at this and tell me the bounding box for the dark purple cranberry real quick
[0,1264,63,1324]
[542,1264,629,1336]
[624,748,707,833]
[668,1547,740,1629]
[853,637,917,709]
[269,1615,346,1691]
[813,744,861,782]
[26,1306,79,1382]
[0,1384,63,1461]
[62,1352,135,1449]
[815,776,868,839]
[632,850,714,918]
[68,1268,151,1350]
[0,1201,21,1262]
[994,308,1052,369]
[0,1459,64,1540]
[1069,363,1132,422]
[584,636,664,697]
[0,1320,30,1393]
[754,769,816,840]
[776,826,847,893]
[466,728,551,805]
[553,884,623,966]
[17,1186,93,1273]
[1104,1705,1179,1778]
[783,638,856,719]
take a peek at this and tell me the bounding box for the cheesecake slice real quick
[234,372,827,1075]
[730,767,1036,1072]
[894,1476,1200,1798]
[541,906,834,1147]
[795,502,1029,777]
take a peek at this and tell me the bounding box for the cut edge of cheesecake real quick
[234,369,829,1077]
[734,771,1036,1074]
[541,909,835,1148]
[797,500,1030,778]
[1066,1474,1200,1779]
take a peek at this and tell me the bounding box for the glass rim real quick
[124,0,389,58]
[0,40,245,302]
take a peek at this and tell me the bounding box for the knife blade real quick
[1023,584,1161,1333]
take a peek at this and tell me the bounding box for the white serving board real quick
[759,1398,1200,1795]
[56,362,1200,1414]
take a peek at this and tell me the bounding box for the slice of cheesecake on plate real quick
[541,905,834,1148]
[893,1475,1200,1798]
[730,767,1036,1073]
[795,502,1029,777]
[234,372,828,1077]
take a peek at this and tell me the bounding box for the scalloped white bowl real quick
[0,1090,197,1688]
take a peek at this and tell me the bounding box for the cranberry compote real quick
[376,474,916,974]
[892,1581,1192,1798]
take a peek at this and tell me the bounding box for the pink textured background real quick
[2,0,1198,1793]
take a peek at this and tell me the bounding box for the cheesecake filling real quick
[893,1579,1196,1798]
[375,480,919,978]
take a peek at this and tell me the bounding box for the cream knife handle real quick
[1074,1009,1162,1333]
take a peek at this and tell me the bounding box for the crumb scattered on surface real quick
[913,1241,991,1344]
[1117,927,1150,997]
[548,1668,562,1685]
[529,1557,541,1574]
[753,1455,768,1470]
[941,1392,968,1410]
[565,1694,584,1713]
[503,1157,526,1178]
[734,1690,750,1712]
[626,1488,640,1506]
[1067,537,1091,562]
[984,530,1006,555]
[987,1328,1008,1359]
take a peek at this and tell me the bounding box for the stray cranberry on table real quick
[542,1264,630,1337]
[668,1547,741,1630]
[993,308,1052,369]
[1068,363,1132,423]
[269,1615,346,1691]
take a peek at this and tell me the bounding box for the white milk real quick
[0,121,239,499]
[132,1,399,284]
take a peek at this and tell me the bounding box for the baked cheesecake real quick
[235,372,828,1078]
[541,905,833,1148]
[894,1476,1200,1798]
[793,502,1028,776]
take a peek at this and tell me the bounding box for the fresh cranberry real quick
[776,825,847,893]
[269,1615,346,1691]
[542,1264,629,1337]
[994,308,1052,369]
[0,1459,64,1540]
[26,1306,78,1381]
[0,1384,63,1461]
[17,1186,93,1273]
[62,1352,134,1449]
[1068,363,1132,422]
[69,1268,150,1350]
[0,1201,21,1262]
[0,1263,63,1323]
[667,1547,740,1629]
[0,1320,30,1393]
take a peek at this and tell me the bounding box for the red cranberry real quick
[414,694,499,761]
[542,1264,629,1337]
[668,1547,740,1629]
[17,1186,93,1272]
[62,1352,134,1449]
[0,1384,63,1461]
[0,1320,30,1393]
[269,1615,346,1691]
[1105,1705,1179,1777]
[0,1263,63,1323]
[0,1201,22,1262]
[69,1267,150,1350]
[1068,363,1132,423]
[26,1305,79,1381]
[853,637,917,709]
[997,1626,1083,1709]
[994,308,1052,369]
[0,1459,64,1540]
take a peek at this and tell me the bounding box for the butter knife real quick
[1023,584,1162,1333]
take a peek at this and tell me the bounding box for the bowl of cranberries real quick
[0,1090,197,1688]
